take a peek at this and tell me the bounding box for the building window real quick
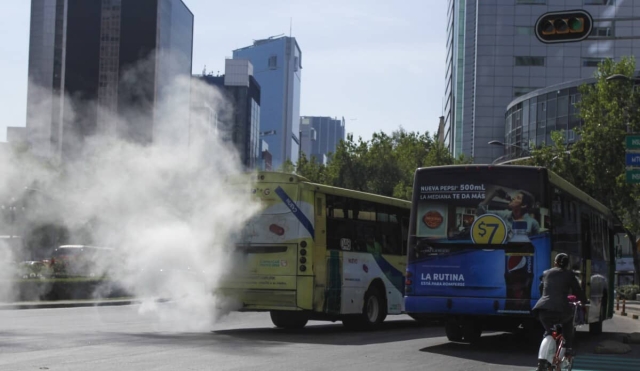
[515,56,545,66]
[514,87,540,97]
[584,0,614,5]
[516,26,535,35]
[582,58,608,67]
[517,0,546,4]
[592,27,614,36]
[268,55,277,69]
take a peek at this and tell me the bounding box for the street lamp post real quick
[488,140,531,165]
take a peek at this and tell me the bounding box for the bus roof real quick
[256,171,411,209]
[545,169,615,220]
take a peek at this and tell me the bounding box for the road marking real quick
[571,354,640,371]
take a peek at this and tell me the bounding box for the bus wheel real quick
[270,311,308,329]
[461,321,482,344]
[342,285,387,330]
[589,298,605,335]
[445,320,464,342]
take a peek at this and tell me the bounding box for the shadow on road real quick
[420,331,540,368]
[420,327,640,368]
[211,319,446,346]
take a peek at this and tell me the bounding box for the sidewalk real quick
[615,300,640,320]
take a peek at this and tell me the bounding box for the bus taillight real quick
[269,224,285,236]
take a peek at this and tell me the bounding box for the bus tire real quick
[460,320,482,344]
[445,320,464,342]
[342,285,387,330]
[270,311,308,329]
[589,296,605,335]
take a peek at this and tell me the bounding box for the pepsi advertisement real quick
[407,167,551,316]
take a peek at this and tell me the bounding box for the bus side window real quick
[326,195,351,250]
[380,206,401,255]
[401,215,409,256]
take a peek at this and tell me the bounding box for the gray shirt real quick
[533,267,587,314]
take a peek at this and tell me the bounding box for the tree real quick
[574,56,640,284]
[278,159,296,174]
[529,56,640,284]
[527,130,580,185]
[325,134,370,192]
[295,153,327,183]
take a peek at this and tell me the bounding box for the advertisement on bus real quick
[408,168,551,315]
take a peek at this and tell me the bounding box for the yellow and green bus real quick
[219,171,411,330]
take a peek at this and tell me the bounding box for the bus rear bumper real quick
[405,296,537,317]
[216,289,299,311]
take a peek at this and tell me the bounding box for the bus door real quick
[580,213,592,299]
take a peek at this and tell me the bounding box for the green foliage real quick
[295,153,327,184]
[291,127,471,200]
[278,159,296,174]
[528,130,578,184]
[617,285,639,300]
[572,57,640,233]
[529,56,640,283]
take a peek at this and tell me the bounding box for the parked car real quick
[49,245,115,278]
[17,260,51,279]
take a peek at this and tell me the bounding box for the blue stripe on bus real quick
[373,255,405,293]
[274,186,315,239]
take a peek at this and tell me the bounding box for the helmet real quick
[555,253,569,269]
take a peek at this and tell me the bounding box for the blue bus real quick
[404,165,619,342]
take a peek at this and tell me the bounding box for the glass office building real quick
[233,36,302,170]
[299,116,345,165]
[444,0,640,164]
[26,0,194,161]
[503,72,640,162]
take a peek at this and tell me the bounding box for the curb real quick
[0,298,140,310]
[615,305,640,319]
[0,297,174,310]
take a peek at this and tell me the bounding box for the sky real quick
[0,0,448,143]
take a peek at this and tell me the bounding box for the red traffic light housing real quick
[535,10,593,44]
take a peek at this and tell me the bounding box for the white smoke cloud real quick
[0,62,262,331]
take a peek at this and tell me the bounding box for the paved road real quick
[1,303,639,371]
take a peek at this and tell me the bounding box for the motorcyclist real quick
[532,253,587,370]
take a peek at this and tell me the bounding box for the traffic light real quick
[534,10,593,44]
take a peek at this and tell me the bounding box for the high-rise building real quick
[444,0,640,164]
[197,59,262,169]
[299,116,345,165]
[232,36,302,170]
[26,0,194,161]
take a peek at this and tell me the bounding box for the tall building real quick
[299,116,345,165]
[232,36,302,170]
[198,59,262,169]
[26,0,194,161]
[444,0,640,164]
